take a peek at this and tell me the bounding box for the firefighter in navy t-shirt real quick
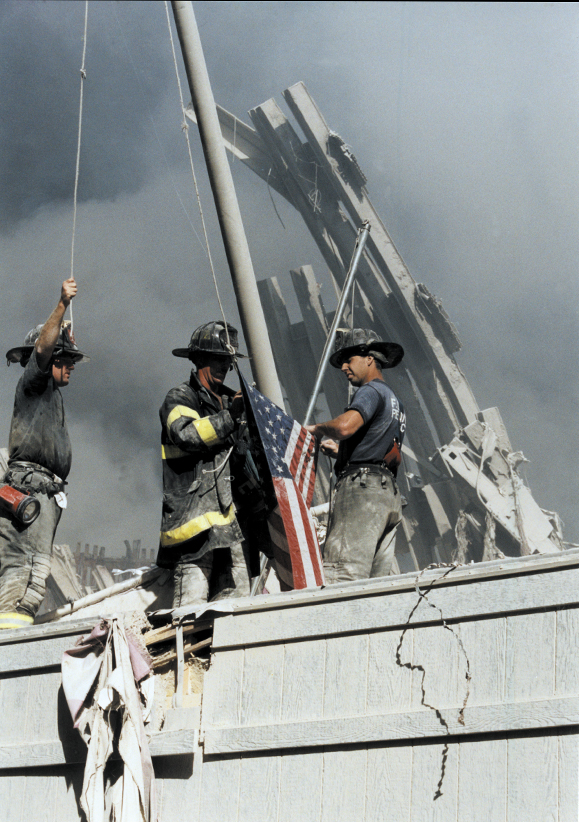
[305,329,405,584]
[1,278,89,628]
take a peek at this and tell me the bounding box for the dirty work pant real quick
[173,541,252,609]
[0,490,61,626]
[323,469,401,584]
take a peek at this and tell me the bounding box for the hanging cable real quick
[347,280,357,403]
[266,168,286,230]
[231,114,237,164]
[69,0,89,334]
[163,1,232,353]
[111,3,206,254]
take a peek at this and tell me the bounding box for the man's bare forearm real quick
[308,420,344,440]
[305,409,364,441]
[36,279,77,371]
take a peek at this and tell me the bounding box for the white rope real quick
[266,167,286,230]
[232,115,237,164]
[163,1,232,352]
[507,450,532,556]
[347,280,358,402]
[69,0,89,333]
[327,233,344,302]
[111,3,207,255]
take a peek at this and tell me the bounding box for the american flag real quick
[240,376,325,590]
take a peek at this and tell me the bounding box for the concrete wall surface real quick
[1,549,579,821]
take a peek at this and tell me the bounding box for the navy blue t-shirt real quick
[335,379,405,473]
[8,350,72,479]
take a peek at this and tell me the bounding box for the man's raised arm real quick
[35,278,77,371]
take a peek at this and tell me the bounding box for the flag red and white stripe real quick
[241,377,324,590]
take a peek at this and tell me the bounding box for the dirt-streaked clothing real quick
[156,370,244,568]
[323,466,401,584]
[8,350,71,480]
[325,378,405,583]
[0,351,70,623]
[0,468,62,620]
[335,378,405,473]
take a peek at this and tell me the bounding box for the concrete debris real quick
[38,567,173,623]
[436,410,561,558]
[414,282,461,354]
[43,543,85,611]
[327,130,367,187]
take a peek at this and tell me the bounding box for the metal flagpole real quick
[171,0,285,409]
[303,221,371,425]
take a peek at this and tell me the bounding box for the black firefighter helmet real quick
[172,321,247,363]
[6,321,89,367]
[329,328,404,369]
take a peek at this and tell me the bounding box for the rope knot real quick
[80,69,87,80]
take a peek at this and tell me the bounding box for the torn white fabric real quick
[62,617,157,822]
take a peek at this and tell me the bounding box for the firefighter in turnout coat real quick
[157,321,255,607]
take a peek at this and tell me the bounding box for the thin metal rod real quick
[303,221,371,425]
[250,553,270,596]
[35,566,163,624]
[171,1,284,408]
[172,624,185,708]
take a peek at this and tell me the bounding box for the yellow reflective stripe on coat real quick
[161,443,189,460]
[166,405,220,447]
[166,405,201,433]
[193,417,220,446]
[160,504,236,547]
[0,611,34,629]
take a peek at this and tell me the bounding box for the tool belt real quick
[337,461,398,492]
[5,461,66,497]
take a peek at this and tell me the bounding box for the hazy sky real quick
[0,0,576,555]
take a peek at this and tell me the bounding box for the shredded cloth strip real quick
[62,617,157,822]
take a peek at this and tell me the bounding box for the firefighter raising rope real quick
[0,279,89,628]
[0,1,89,629]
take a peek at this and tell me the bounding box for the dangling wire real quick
[111,2,207,255]
[231,114,237,164]
[347,280,357,403]
[266,167,286,230]
[69,0,89,335]
[163,1,232,353]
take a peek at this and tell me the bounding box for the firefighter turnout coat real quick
[157,370,244,566]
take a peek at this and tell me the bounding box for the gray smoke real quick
[0,0,576,554]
